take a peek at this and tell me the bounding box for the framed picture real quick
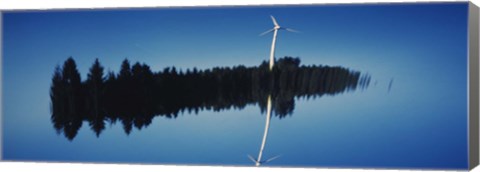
[1,1,479,171]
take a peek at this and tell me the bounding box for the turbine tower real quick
[248,95,281,166]
[260,15,299,71]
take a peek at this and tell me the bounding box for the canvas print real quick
[2,2,478,170]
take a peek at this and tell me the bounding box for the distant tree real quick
[86,59,105,104]
[86,58,106,137]
[61,57,83,141]
[118,59,132,80]
[171,67,178,76]
[131,62,142,75]
[141,64,153,80]
[106,71,116,81]
[122,117,133,135]
[103,70,117,116]
[50,65,64,106]
[87,58,105,88]
[163,67,170,74]
[192,67,198,75]
[50,65,63,97]
[50,65,65,134]
[62,57,81,86]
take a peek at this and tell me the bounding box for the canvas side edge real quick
[0,11,4,161]
[469,1,480,171]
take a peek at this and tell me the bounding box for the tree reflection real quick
[50,56,370,140]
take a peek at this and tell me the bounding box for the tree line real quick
[50,57,370,140]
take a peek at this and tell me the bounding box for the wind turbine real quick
[248,95,281,166]
[260,15,299,71]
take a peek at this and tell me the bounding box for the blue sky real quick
[2,2,470,169]
[3,3,468,73]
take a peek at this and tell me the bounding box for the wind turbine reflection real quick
[248,95,281,166]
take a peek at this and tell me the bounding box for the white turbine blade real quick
[270,15,279,26]
[285,28,300,33]
[247,154,257,163]
[259,29,274,36]
[264,155,281,163]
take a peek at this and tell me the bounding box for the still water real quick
[2,3,469,170]
[4,56,468,170]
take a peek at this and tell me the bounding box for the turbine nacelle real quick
[259,15,300,36]
[248,154,281,167]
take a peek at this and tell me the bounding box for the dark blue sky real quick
[4,3,468,73]
[2,2,470,169]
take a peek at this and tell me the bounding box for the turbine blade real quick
[270,15,279,26]
[247,155,257,163]
[264,155,282,163]
[259,29,274,36]
[285,28,300,33]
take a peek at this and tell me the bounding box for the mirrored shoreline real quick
[50,57,370,140]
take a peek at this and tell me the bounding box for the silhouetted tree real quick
[119,59,132,80]
[50,65,65,134]
[61,57,83,141]
[86,58,106,137]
